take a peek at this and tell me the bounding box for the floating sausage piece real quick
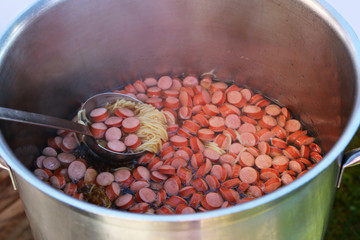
[115,193,135,209]
[133,166,151,181]
[255,154,273,169]
[107,140,126,153]
[164,96,180,110]
[137,187,156,203]
[105,127,122,142]
[170,135,189,147]
[34,168,52,181]
[211,91,226,105]
[239,167,258,184]
[225,114,241,129]
[90,107,109,122]
[227,91,246,108]
[57,153,76,167]
[106,182,121,200]
[183,75,199,87]
[96,172,115,186]
[165,195,187,208]
[164,176,181,196]
[209,116,225,132]
[122,117,140,133]
[147,87,162,97]
[43,157,61,171]
[114,107,134,118]
[49,174,66,189]
[133,80,147,93]
[179,186,196,198]
[201,192,224,210]
[157,76,173,90]
[144,77,158,87]
[285,119,301,132]
[90,122,108,139]
[124,134,141,149]
[42,147,57,157]
[61,136,78,152]
[130,180,150,192]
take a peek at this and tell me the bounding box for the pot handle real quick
[337,148,360,188]
[0,156,17,190]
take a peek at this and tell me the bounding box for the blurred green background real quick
[325,128,360,239]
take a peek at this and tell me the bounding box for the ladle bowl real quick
[0,92,145,162]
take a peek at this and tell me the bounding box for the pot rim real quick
[0,0,360,222]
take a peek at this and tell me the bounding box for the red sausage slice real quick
[105,127,122,142]
[106,182,121,200]
[42,147,57,157]
[170,135,189,147]
[124,134,141,149]
[115,193,135,209]
[90,107,109,122]
[239,132,258,147]
[164,176,181,196]
[57,152,76,167]
[107,140,126,153]
[104,116,123,127]
[133,166,151,181]
[183,75,199,87]
[201,192,224,210]
[198,128,215,141]
[189,192,203,208]
[157,76,173,90]
[130,180,150,192]
[144,77,158,87]
[238,151,255,167]
[114,107,134,118]
[209,116,225,132]
[211,91,226,105]
[43,157,61,170]
[285,119,301,132]
[239,167,258,184]
[84,167,98,186]
[137,187,156,203]
[96,172,115,186]
[164,96,180,110]
[204,148,220,162]
[225,114,241,129]
[122,117,140,133]
[255,154,273,169]
[61,136,78,152]
[90,122,108,139]
[147,87,162,97]
[49,174,66,189]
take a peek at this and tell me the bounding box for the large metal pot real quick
[0,0,360,239]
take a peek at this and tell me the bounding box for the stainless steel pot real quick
[0,0,360,239]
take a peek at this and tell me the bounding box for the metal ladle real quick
[0,93,145,161]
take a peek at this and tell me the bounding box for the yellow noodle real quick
[204,141,226,155]
[105,98,168,153]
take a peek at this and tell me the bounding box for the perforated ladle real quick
[0,93,145,161]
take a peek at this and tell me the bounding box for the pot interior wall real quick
[0,0,356,167]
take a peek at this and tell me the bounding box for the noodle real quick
[105,98,168,153]
[204,141,225,155]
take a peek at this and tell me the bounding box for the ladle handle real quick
[0,107,92,136]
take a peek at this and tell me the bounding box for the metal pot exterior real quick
[16,160,339,240]
[1,0,360,239]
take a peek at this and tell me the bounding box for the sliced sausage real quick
[96,172,115,186]
[124,134,141,149]
[105,127,122,142]
[107,140,126,153]
[239,167,258,184]
[122,117,140,133]
[90,107,109,122]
